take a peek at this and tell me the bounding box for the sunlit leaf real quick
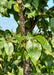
[36,35,52,55]
[14,3,20,12]
[0,38,5,49]
[24,3,31,10]
[18,67,23,75]
[4,42,14,56]
[26,40,42,65]
[28,11,37,18]
[7,72,14,75]
[26,32,33,40]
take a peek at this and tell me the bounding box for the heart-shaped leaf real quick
[26,40,42,65]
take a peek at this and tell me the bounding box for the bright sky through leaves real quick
[0,0,54,32]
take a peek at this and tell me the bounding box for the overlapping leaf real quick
[26,32,33,40]
[0,38,5,49]
[14,3,20,12]
[4,42,14,56]
[26,40,42,65]
[36,35,52,55]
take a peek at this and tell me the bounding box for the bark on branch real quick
[25,15,41,34]
[25,6,54,33]
[18,3,25,36]
[17,0,31,75]
[30,15,41,32]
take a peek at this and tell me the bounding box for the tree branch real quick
[30,15,41,32]
[25,15,41,34]
[25,6,54,33]
[17,0,25,36]
[17,1,31,75]
[47,6,54,12]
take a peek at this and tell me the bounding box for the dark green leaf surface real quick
[32,0,39,9]
[51,18,54,32]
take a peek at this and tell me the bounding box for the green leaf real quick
[4,29,12,36]
[36,35,52,55]
[0,0,15,9]
[26,40,42,65]
[7,1,14,9]
[0,6,8,16]
[45,60,52,72]
[0,38,5,49]
[23,0,32,4]
[44,56,53,72]
[24,3,32,11]
[18,67,23,75]
[0,41,4,49]
[26,32,33,40]
[0,6,4,13]
[0,30,4,36]
[7,72,14,75]
[27,11,37,18]
[15,36,25,43]
[36,65,41,73]
[2,49,6,59]
[0,0,16,16]
[4,42,14,56]
[32,0,39,9]
[24,3,31,8]
[16,25,21,34]
[51,18,54,32]
[0,0,7,6]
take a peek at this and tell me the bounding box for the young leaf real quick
[14,3,20,12]
[27,11,37,18]
[24,3,31,9]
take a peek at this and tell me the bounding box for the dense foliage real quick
[0,0,54,75]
